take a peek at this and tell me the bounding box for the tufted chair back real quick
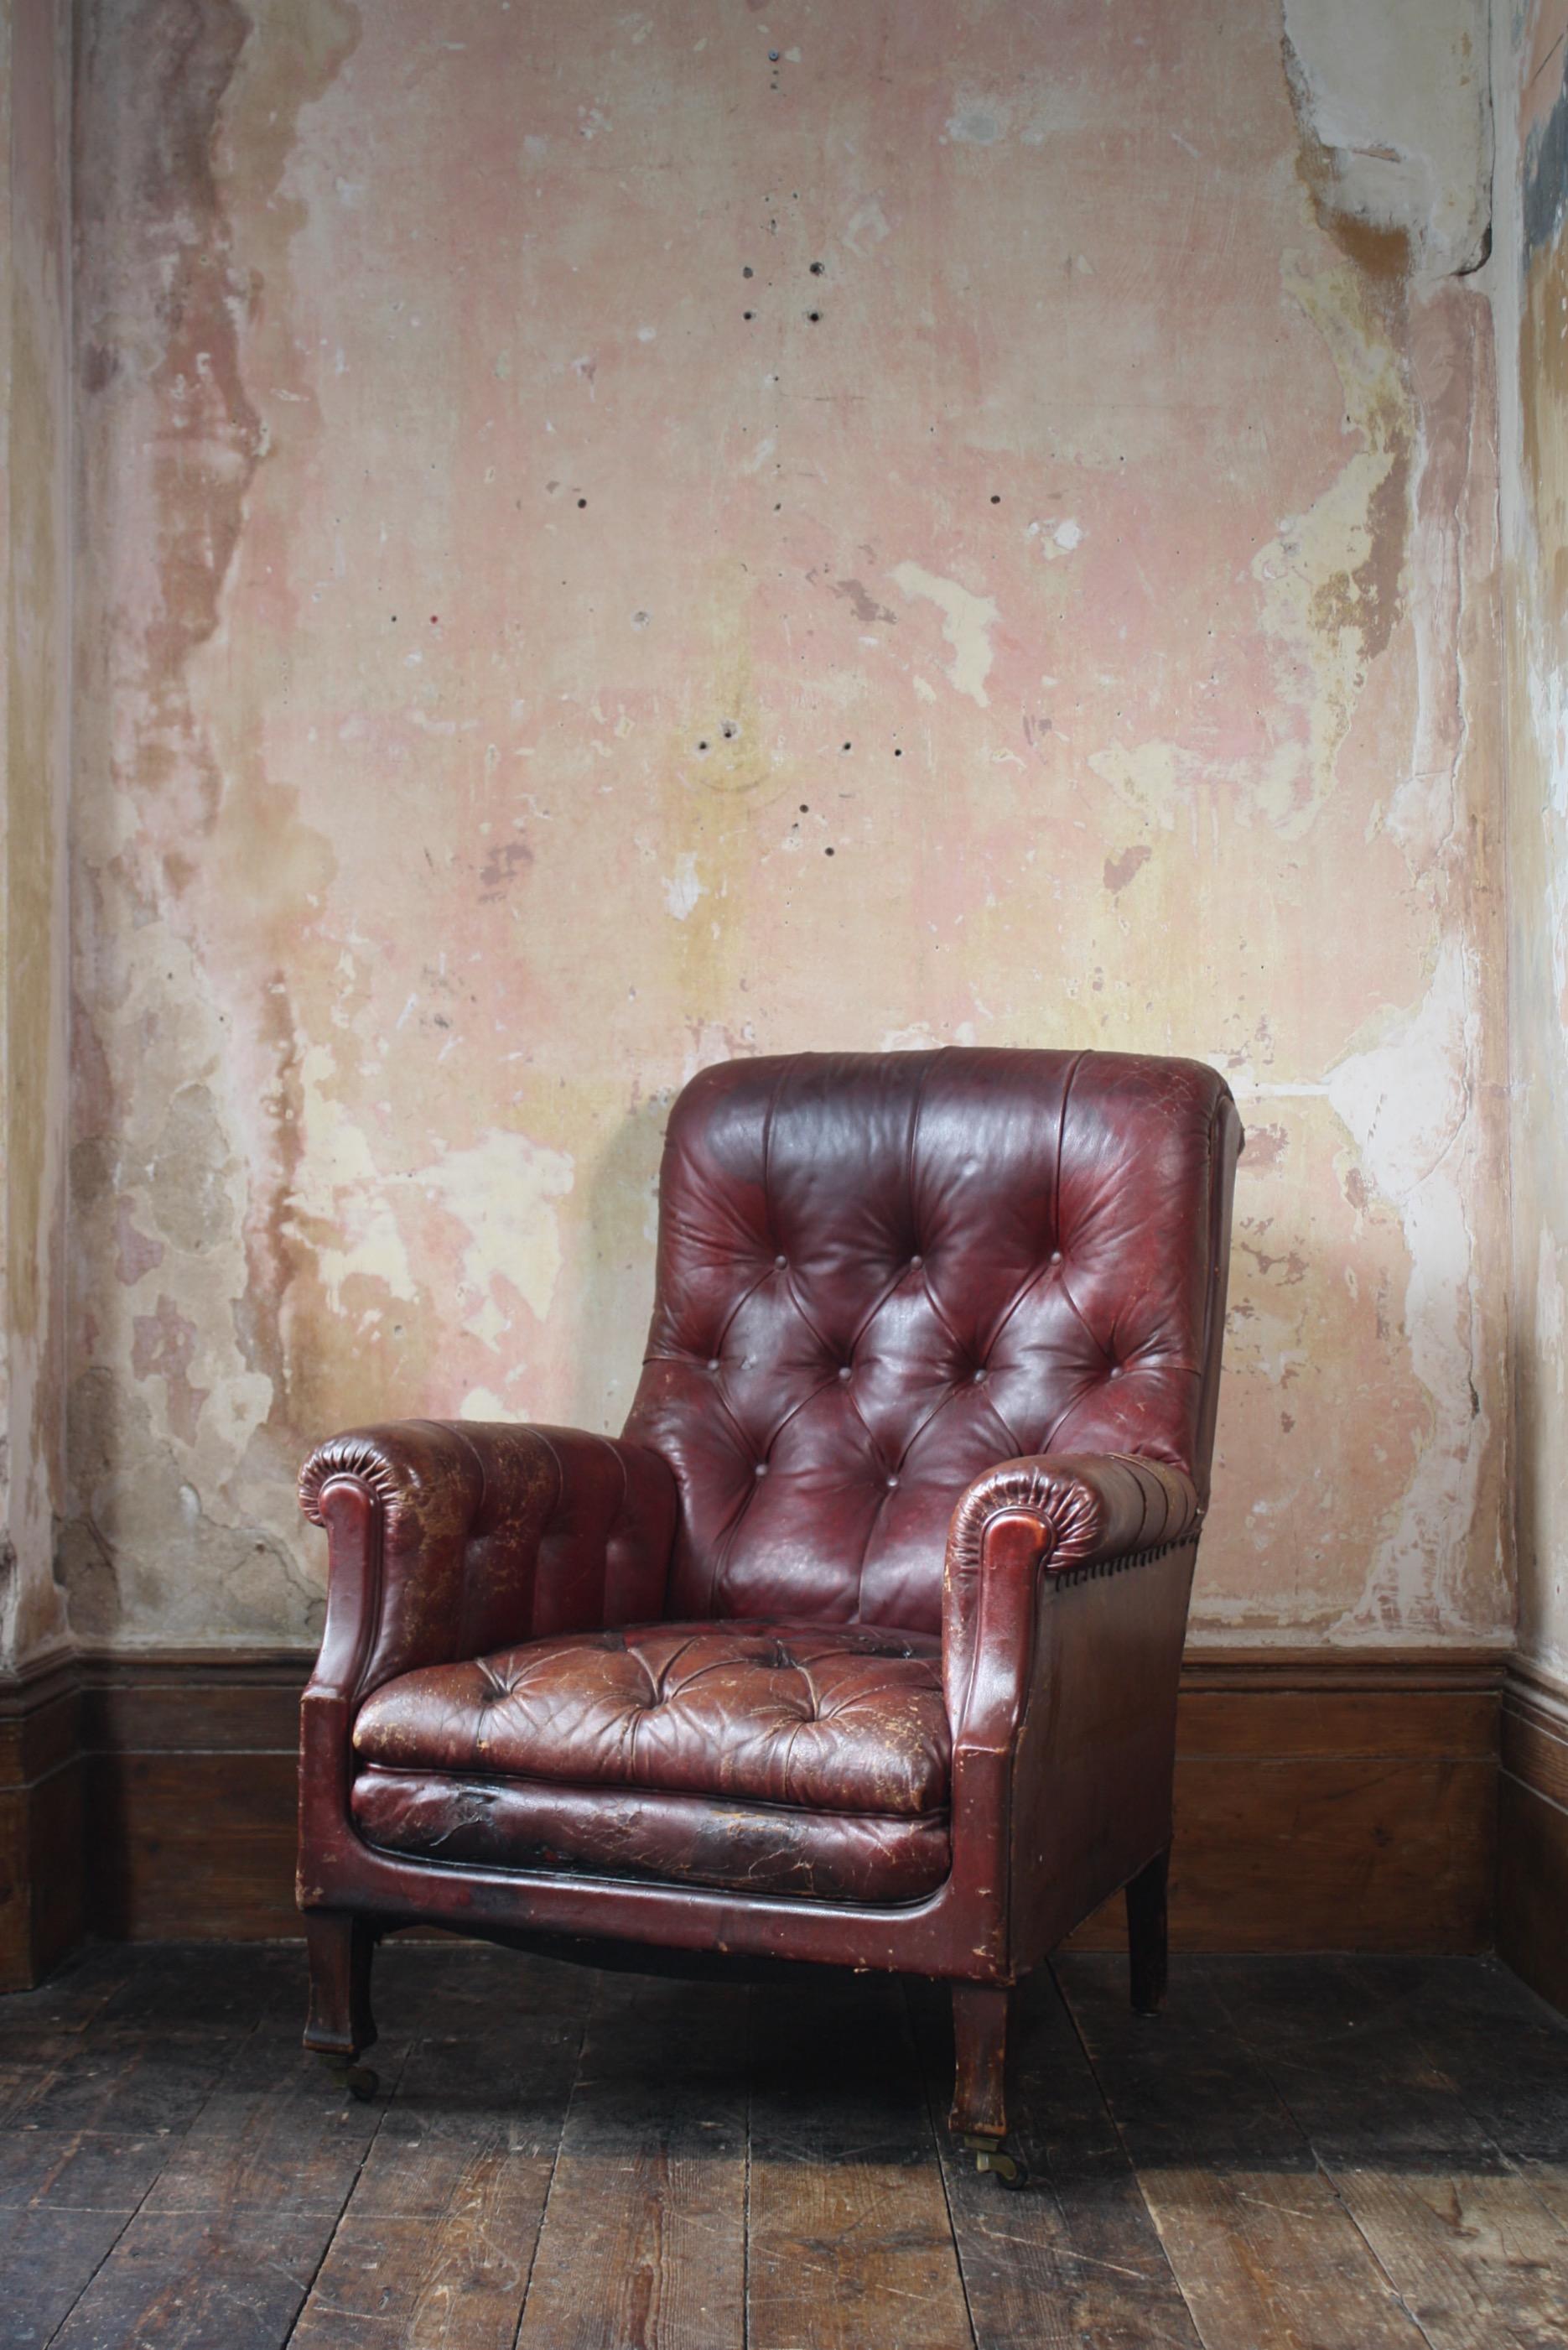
[622,1049,1237,1635]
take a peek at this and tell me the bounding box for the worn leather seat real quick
[350,1617,950,1901]
[297,1048,1242,2160]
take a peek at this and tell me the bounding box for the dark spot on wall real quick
[1280,33,1412,304]
[1311,445,1410,666]
[1525,55,1568,262]
[828,577,896,626]
[1103,844,1152,896]
[479,840,532,900]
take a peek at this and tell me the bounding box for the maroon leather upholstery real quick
[942,1450,1199,1724]
[350,1618,948,1903]
[297,1048,1242,2143]
[354,1620,948,1813]
[299,1421,676,1692]
[351,1771,950,1903]
[625,1051,1227,1632]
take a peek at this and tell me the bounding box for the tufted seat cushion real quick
[349,1620,952,1904]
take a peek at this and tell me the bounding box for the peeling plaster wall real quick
[1497,0,1568,1688]
[69,0,1511,1653]
[0,0,72,1669]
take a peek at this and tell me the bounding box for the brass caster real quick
[318,2054,379,2102]
[963,2134,1029,2191]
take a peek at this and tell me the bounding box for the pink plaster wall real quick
[1,0,72,1668]
[67,0,1511,1651]
[1498,0,1568,1694]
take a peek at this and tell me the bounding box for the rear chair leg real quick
[304,1910,380,2099]
[1126,1844,1171,2016]
[949,1982,1029,2190]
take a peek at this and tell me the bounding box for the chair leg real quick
[1126,1844,1170,2016]
[949,1982,1027,2186]
[304,1910,379,2097]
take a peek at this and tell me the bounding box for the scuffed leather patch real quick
[353,1617,949,1817]
[351,1767,951,1905]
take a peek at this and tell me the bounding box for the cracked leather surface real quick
[351,1769,950,1903]
[353,1618,948,1815]
[301,1047,1241,1937]
[624,1049,1231,1633]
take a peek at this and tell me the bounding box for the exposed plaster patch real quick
[1282,0,1493,280]
[890,563,998,707]
[288,1044,417,1313]
[414,1133,574,1330]
[1325,937,1488,1632]
[1088,739,1186,832]
[662,852,706,920]
[1538,1224,1567,1400]
[1244,259,1414,834]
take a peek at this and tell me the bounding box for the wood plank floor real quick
[3,1944,1568,2348]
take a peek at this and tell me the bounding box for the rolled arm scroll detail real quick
[299,1434,413,1533]
[299,1419,679,1699]
[942,1451,1200,1731]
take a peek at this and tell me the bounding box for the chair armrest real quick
[942,1452,1199,1735]
[299,1420,678,1701]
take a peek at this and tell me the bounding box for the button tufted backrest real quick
[622,1049,1238,1635]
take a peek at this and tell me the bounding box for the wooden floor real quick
[3,1944,1568,2350]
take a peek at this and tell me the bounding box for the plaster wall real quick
[1497,0,1568,1692]
[0,0,71,1669]
[65,0,1512,1656]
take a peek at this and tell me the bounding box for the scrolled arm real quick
[942,1451,1199,1734]
[299,1419,678,1701]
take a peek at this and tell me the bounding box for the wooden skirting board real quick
[1498,1653,1568,2015]
[0,1642,1509,1992]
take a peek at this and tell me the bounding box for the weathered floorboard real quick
[746,1974,974,2350]
[512,1968,749,2350]
[44,2210,338,2350]
[1205,1957,1568,2350]
[1057,1954,1430,2350]
[908,1971,1202,2350]
[2,1944,1567,2350]
[290,1952,588,2349]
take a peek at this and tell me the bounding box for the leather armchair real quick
[297,1048,1241,2182]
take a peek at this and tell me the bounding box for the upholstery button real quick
[707,1358,720,1372]
[910,1253,923,1269]
[837,1365,852,1380]
[972,1367,987,1384]
[755,1461,768,1476]
[886,1473,900,1489]
[774,1253,787,1269]
[1108,1365,1122,1379]
[1050,1249,1063,1264]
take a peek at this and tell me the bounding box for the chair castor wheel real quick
[963,2134,1029,2190]
[319,2054,379,2101]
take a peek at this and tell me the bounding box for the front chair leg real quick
[304,1910,380,2099]
[949,1983,1029,2188]
[1126,1844,1171,2016]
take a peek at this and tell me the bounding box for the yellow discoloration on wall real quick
[889,564,999,710]
[1498,0,1568,1687]
[62,0,1511,1652]
[417,1132,574,1336]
